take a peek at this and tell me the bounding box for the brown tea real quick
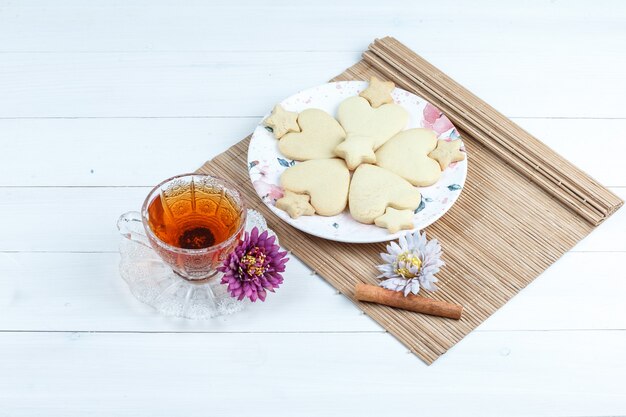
[147,180,243,250]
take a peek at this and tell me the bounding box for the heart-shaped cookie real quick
[278,109,346,161]
[375,128,441,187]
[279,158,350,216]
[335,96,408,169]
[349,164,421,224]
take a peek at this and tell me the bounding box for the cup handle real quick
[117,211,151,248]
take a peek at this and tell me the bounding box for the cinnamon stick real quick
[354,283,463,320]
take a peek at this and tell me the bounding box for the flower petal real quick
[379,277,408,292]
[403,285,412,297]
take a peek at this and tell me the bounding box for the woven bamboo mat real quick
[198,37,622,364]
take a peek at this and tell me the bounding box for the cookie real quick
[278,108,346,161]
[359,76,395,108]
[280,158,350,216]
[348,164,421,224]
[275,191,315,219]
[335,96,408,170]
[428,139,465,170]
[374,208,415,233]
[264,104,300,139]
[375,128,441,187]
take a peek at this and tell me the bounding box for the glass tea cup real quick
[117,173,247,281]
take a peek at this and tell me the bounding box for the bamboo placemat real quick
[198,37,622,364]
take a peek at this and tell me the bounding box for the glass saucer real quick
[118,209,269,319]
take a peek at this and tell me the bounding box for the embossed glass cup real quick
[117,174,247,281]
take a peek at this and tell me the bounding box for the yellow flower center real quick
[394,252,421,278]
[241,250,268,277]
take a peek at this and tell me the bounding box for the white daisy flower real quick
[376,231,444,296]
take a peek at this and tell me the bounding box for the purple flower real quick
[218,227,288,302]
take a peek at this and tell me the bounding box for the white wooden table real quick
[1,1,625,415]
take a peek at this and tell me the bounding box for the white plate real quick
[248,81,467,243]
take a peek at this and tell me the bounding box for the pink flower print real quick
[257,163,271,178]
[252,163,284,203]
[253,179,283,203]
[422,103,454,135]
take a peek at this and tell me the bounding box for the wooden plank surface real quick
[2,0,625,55]
[1,0,625,414]
[1,186,624,252]
[1,51,625,118]
[2,118,625,187]
[0,331,625,417]
[1,251,624,332]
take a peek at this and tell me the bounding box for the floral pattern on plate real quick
[248,81,467,243]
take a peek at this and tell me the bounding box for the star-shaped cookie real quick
[374,207,415,233]
[359,76,395,108]
[275,191,315,219]
[428,139,465,170]
[264,105,300,139]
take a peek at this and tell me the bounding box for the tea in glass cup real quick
[118,173,246,280]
